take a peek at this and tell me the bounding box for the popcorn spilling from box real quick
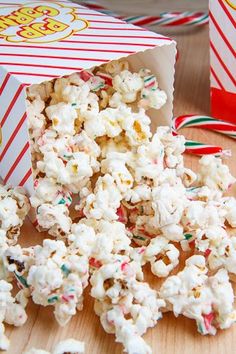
[1,57,236,353]
[0,1,236,354]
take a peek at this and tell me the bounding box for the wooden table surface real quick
[4,1,236,353]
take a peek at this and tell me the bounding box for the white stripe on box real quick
[210,48,236,92]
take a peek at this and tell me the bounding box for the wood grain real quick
[4,1,236,353]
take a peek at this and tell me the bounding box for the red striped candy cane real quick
[173,115,236,155]
[79,1,209,27]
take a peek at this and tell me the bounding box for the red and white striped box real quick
[0,0,176,196]
[209,0,236,123]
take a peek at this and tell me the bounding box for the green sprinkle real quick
[144,75,154,83]
[184,233,192,240]
[186,187,199,192]
[72,103,77,107]
[48,295,58,304]
[58,198,66,205]
[197,322,204,334]
[133,235,146,241]
[61,264,70,276]
[14,272,29,288]
[68,196,72,202]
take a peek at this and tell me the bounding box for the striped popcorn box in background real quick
[0,0,176,196]
[209,0,236,123]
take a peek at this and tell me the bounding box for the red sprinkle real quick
[61,295,69,303]
[189,240,196,249]
[116,206,127,223]
[204,249,212,258]
[89,257,102,268]
[203,312,215,331]
[121,261,128,271]
[80,70,93,81]
[96,72,113,86]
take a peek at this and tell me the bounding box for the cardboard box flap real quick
[0,0,176,195]
[0,0,175,85]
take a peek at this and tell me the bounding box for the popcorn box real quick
[209,0,236,123]
[0,0,176,196]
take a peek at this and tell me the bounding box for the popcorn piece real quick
[156,126,185,169]
[36,204,72,238]
[160,255,236,335]
[111,70,143,104]
[24,350,49,354]
[144,237,180,277]
[90,255,165,354]
[24,338,84,354]
[30,178,72,209]
[46,103,77,136]
[8,239,89,326]
[198,155,236,192]
[53,338,84,354]
[0,185,29,244]
[0,280,27,351]
[151,183,186,228]
[221,197,236,227]
[101,152,133,195]
[83,174,122,221]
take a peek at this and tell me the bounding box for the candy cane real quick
[173,115,236,155]
[79,1,209,27]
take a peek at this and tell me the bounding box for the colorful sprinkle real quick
[203,312,215,331]
[48,295,58,304]
[204,249,212,258]
[14,272,29,288]
[89,257,102,268]
[184,233,193,240]
[61,264,70,276]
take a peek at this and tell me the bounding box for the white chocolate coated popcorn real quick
[24,338,84,354]
[198,155,235,192]
[21,61,236,354]
[0,280,27,351]
[160,256,236,335]
[0,185,29,244]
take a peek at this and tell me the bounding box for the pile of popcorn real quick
[1,60,236,354]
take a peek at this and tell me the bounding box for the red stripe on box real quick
[88,26,146,30]
[0,44,134,54]
[3,141,29,183]
[210,66,225,90]
[0,72,11,96]
[1,84,24,127]
[75,33,171,40]
[19,168,32,187]
[62,39,156,47]
[1,53,110,62]
[0,61,83,71]
[75,12,107,17]
[10,72,60,78]
[86,19,125,24]
[218,0,236,28]
[209,11,235,57]
[211,88,236,123]
[210,41,236,86]
[0,112,27,162]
